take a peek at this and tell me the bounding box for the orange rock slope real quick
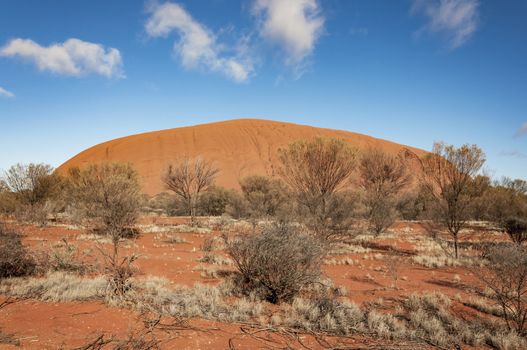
[58,119,426,195]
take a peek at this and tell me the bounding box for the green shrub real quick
[239,175,289,219]
[198,186,233,216]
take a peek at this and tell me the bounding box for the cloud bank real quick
[145,2,253,82]
[411,0,479,49]
[0,38,124,78]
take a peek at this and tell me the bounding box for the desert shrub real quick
[146,192,187,216]
[484,178,527,226]
[278,137,358,240]
[67,163,142,239]
[67,163,143,297]
[197,185,232,216]
[504,218,527,245]
[297,191,357,240]
[227,225,326,303]
[396,186,431,221]
[2,163,62,207]
[104,254,138,297]
[162,157,219,221]
[0,185,18,215]
[0,163,63,224]
[225,190,249,219]
[0,226,36,278]
[36,239,92,274]
[239,175,289,219]
[478,244,527,334]
[419,142,486,258]
[358,148,410,235]
[365,196,398,235]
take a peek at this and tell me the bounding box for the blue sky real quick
[0,0,526,180]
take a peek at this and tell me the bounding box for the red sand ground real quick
[57,119,427,195]
[0,218,504,349]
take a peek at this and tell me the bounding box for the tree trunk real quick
[454,233,459,259]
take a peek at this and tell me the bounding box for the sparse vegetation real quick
[358,147,410,235]
[239,175,289,221]
[0,271,105,302]
[198,253,232,265]
[278,137,357,239]
[227,224,326,303]
[0,225,36,278]
[163,157,219,221]
[67,162,142,239]
[67,163,143,297]
[477,244,527,334]
[37,238,92,274]
[0,163,63,224]
[504,218,527,245]
[419,142,486,258]
[197,185,232,216]
[201,235,226,252]
[3,137,527,349]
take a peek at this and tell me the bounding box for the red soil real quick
[0,219,504,349]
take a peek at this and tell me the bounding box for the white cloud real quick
[145,2,253,82]
[252,0,324,66]
[0,86,15,98]
[516,122,527,137]
[0,38,124,78]
[411,0,479,49]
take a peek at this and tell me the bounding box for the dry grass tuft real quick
[198,254,232,265]
[0,271,105,302]
[201,235,226,252]
[161,234,189,244]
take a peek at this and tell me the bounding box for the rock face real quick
[58,119,426,195]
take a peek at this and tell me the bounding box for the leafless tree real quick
[358,148,410,235]
[162,157,219,222]
[278,137,357,239]
[419,142,485,258]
